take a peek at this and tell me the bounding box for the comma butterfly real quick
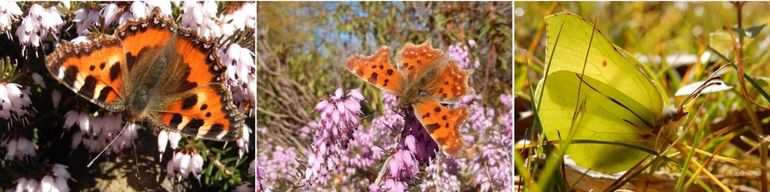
[345,40,471,156]
[45,9,244,141]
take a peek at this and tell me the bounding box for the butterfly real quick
[535,13,688,173]
[45,9,244,141]
[345,40,471,156]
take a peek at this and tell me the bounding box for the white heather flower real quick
[158,130,169,157]
[0,1,22,38]
[5,137,35,160]
[181,0,220,39]
[129,1,148,18]
[168,131,181,150]
[62,110,78,130]
[237,125,251,158]
[16,4,64,56]
[191,153,204,181]
[73,8,101,35]
[40,175,54,192]
[14,177,39,192]
[51,89,61,108]
[220,43,255,113]
[166,150,203,181]
[70,131,82,149]
[31,73,45,88]
[77,112,90,133]
[101,3,119,26]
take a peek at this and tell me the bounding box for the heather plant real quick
[0,1,255,191]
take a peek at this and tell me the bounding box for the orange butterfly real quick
[345,40,471,156]
[45,9,244,141]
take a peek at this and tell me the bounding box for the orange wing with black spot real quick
[345,46,404,94]
[395,39,444,81]
[45,36,127,111]
[413,99,467,157]
[425,59,471,102]
[151,27,244,141]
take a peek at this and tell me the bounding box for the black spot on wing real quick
[63,66,78,86]
[80,76,97,98]
[204,123,225,139]
[181,95,198,110]
[109,62,121,82]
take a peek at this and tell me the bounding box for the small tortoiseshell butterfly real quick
[345,40,471,156]
[45,9,244,141]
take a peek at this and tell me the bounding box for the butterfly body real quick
[346,40,471,156]
[46,9,244,141]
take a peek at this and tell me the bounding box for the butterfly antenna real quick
[677,76,726,112]
[87,123,129,167]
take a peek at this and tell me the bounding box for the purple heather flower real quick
[259,145,300,191]
[418,154,461,191]
[455,94,513,191]
[447,40,479,71]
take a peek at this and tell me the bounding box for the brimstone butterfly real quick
[534,13,688,174]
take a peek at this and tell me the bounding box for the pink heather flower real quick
[166,150,204,182]
[73,8,101,35]
[304,88,364,186]
[237,124,252,158]
[0,1,22,38]
[4,136,35,160]
[181,1,221,39]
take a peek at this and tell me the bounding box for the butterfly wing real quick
[413,99,467,157]
[345,46,404,94]
[535,13,664,173]
[424,59,471,102]
[395,39,444,81]
[45,36,127,111]
[118,10,243,141]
